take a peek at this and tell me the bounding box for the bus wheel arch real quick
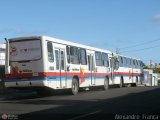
[104,76,109,90]
[71,76,79,95]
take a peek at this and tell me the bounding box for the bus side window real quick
[95,52,102,66]
[126,58,129,67]
[128,58,130,67]
[137,60,139,68]
[55,50,59,70]
[130,58,132,67]
[102,53,109,67]
[66,46,70,63]
[118,56,122,67]
[135,60,137,68]
[122,57,124,67]
[123,57,125,67]
[140,61,144,68]
[47,41,54,62]
[80,48,87,65]
[61,51,65,70]
[133,59,135,67]
[131,59,133,66]
[122,57,126,67]
[70,46,80,64]
[121,56,123,66]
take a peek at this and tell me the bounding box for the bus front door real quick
[87,54,95,85]
[55,49,66,88]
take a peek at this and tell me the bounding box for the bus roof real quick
[8,35,113,54]
[115,53,142,61]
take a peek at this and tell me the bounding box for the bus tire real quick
[119,76,124,88]
[71,77,79,95]
[104,77,109,90]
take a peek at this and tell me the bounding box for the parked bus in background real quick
[5,36,144,95]
[112,54,144,87]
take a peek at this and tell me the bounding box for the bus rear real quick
[5,36,45,89]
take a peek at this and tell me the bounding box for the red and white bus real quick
[5,36,144,95]
[113,54,144,87]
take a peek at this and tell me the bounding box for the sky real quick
[0,0,160,65]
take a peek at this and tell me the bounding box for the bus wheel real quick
[119,77,124,88]
[71,78,79,95]
[104,77,109,90]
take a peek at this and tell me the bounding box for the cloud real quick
[152,14,160,23]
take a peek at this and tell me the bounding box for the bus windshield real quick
[9,39,41,62]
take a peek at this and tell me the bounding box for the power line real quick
[121,44,160,53]
[119,38,160,50]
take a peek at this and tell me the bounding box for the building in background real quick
[143,69,160,86]
[0,43,5,66]
[0,43,5,87]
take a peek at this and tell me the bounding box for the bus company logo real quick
[80,67,85,83]
[1,113,8,120]
[10,47,18,56]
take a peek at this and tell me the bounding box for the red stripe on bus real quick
[114,72,142,76]
[5,71,143,79]
[39,72,111,77]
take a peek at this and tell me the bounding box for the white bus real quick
[113,54,144,87]
[5,36,144,95]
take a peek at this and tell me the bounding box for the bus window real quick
[118,56,122,67]
[80,48,87,65]
[133,59,135,66]
[127,58,130,67]
[123,57,125,67]
[55,50,59,70]
[140,61,144,68]
[125,58,128,67]
[133,59,137,68]
[121,56,123,66]
[122,57,126,67]
[47,41,54,62]
[95,52,102,66]
[137,60,139,68]
[88,55,91,71]
[70,46,80,64]
[66,46,70,63]
[102,53,109,67]
[61,51,65,70]
[130,58,132,66]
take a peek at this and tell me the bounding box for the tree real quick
[143,66,160,73]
